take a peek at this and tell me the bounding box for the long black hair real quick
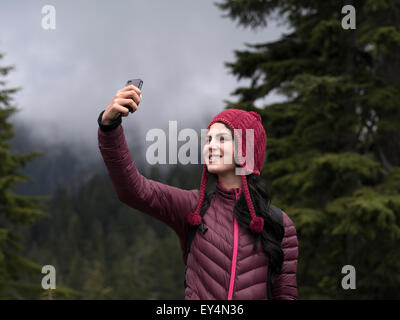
[201,121,285,277]
[235,174,284,276]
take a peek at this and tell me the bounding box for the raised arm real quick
[97,84,199,257]
[98,125,199,240]
[271,211,299,300]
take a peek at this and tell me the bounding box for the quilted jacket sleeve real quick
[98,125,199,243]
[271,211,299,300]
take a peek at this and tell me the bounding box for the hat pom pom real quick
[250,216,264,233]
[187,212,202,226]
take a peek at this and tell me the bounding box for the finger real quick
[116,98,138,112]
[119,90,141,104]
[111,101,131,115]
[117,86,133,94]
[116,98,137,108]
[127,84,141,95]
[114,105,130,116]
[117,85,141,98]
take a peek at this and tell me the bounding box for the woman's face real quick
[204,122,236,175]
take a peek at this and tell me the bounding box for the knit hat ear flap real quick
[241,173,264,233]
[187,164,208,226]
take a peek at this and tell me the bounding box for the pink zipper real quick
[228,188,241,300]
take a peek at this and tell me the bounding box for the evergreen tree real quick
[83,260,112,299]
[215,0,400,298]
[0,49,47,298]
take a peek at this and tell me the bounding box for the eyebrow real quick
[206,132,230,137]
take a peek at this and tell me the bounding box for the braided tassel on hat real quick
[187,164,264,233]
[241,174,264,233]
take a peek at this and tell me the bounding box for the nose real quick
[208,139,220,152]
[204,139,217,159]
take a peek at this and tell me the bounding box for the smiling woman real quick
[98,93,298,300]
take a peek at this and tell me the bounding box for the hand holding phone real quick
[101,79,143,125]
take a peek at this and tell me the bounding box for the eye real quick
[220,137,224,142]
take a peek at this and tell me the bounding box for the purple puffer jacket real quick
[98,125,298,300]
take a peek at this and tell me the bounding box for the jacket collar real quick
[216,182,242,201]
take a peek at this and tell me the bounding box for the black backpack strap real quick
[269,204,284,225]
[184,191,215,289]
[267,204,284,300]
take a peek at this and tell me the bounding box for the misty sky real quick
[0,0,288,160]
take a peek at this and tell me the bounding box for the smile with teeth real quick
[209,154,223,164]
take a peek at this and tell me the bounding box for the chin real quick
[206,165,219,174]
[206,164,232,175]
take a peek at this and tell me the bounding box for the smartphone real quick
[125,79,143,113]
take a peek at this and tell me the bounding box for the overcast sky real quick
[0,0,287,159]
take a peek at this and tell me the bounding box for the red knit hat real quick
[187,109,267,233]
